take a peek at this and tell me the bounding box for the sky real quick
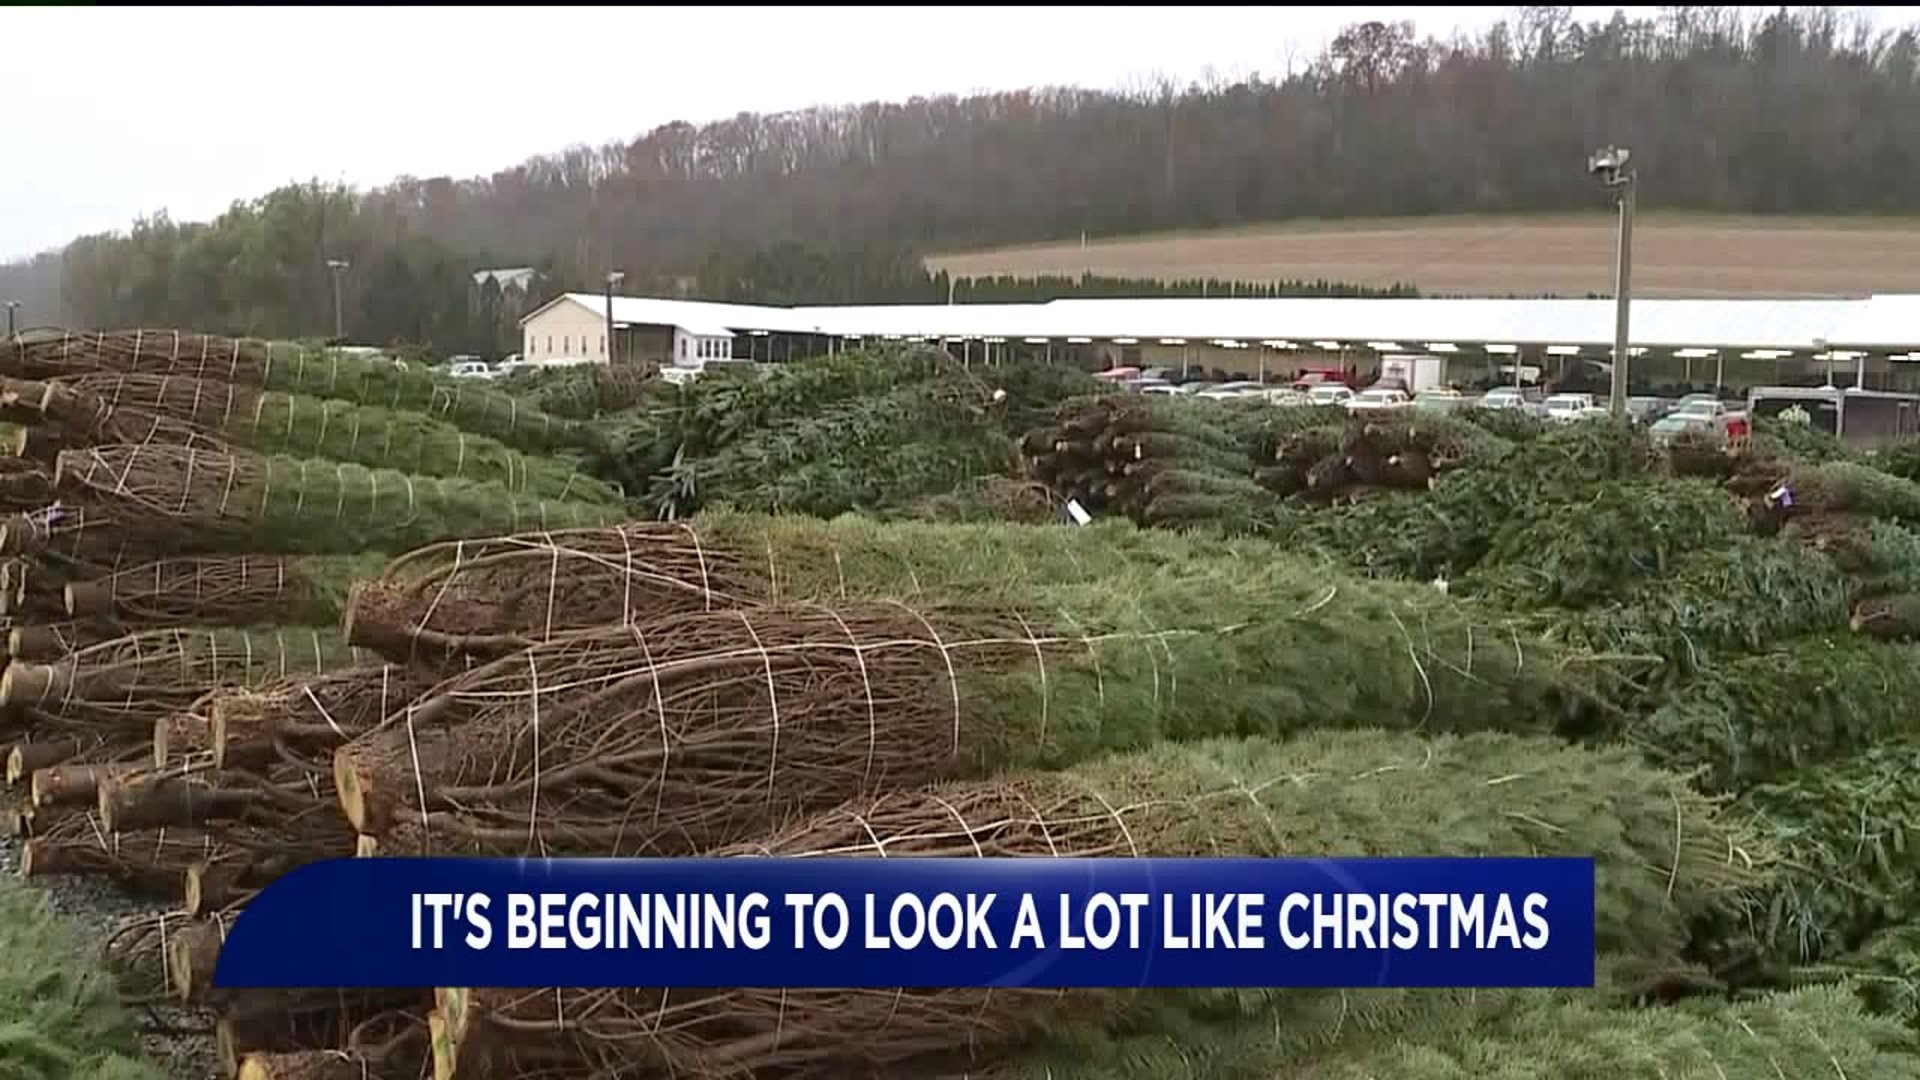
[0,5,1905,261]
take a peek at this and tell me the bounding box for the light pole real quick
[1589,146,1635,418]
[326,259,351,341]
[605,270,625,366]
[3,301,18,338]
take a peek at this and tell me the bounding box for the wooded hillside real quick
[4,7,1918,349]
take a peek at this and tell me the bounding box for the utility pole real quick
[605,270,625,366]
[326,259,351,341]
[1588,146,1635,418]
[3,301,18,338]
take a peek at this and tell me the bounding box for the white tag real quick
[1064,499,1093,526]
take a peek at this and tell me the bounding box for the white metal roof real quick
[1826,295,1920,349]
[524,292,1920,352]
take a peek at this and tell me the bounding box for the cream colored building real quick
[519,294,739,369]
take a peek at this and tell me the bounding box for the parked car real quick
[1291,370,1360,392]
[1543,393,1598,423]
[1264,387,1310,406]
[1668,397,1751,444]
[1197,381,1266,401]
[1413,389,1469,414]
[1476,386,1531,411]
[1306,384,1356,407]
[1346,388,1411,414]
[657,358,760,385]
[1648,413,1713,445]
[448,359,495,380]
[1673,398,1737,423]
[1627,396,1674,424]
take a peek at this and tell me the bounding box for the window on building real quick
[681,339,688,359]
[545,336,552,353]
[599,335,605,355]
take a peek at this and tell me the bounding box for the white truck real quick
[1377,354,1447,394]
[1650,397,1751,446]
[1543,393,1597,423]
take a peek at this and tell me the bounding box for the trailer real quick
[1747,385,1920,448]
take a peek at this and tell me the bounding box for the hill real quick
[928,213,1920,299]
[9,7,1920,349]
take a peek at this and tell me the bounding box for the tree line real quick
[5,6,1918,351]
[3,192,1418,357]
[691,240,1417,307]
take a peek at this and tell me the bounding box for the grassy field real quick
[926,212,1920,298]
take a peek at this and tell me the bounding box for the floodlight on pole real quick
[1588,146,1635,418]
[325,259,350,341]
[606,270,625,366]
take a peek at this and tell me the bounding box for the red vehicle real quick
[1289,367,1362,392]
[1726,411,1751,447]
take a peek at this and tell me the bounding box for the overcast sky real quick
[1,5,1904,260]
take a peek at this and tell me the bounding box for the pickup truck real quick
[1346,388,1412,414]
[1306,383,1356,407]
[1543,393,1597,423]
[1476,386,1534,412]
[1650,399,1750,446]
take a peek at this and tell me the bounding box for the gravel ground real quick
[0,831,219,1080]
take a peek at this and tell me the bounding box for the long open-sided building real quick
[519,291,1920,390]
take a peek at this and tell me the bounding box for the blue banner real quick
[214,856,1596,989]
